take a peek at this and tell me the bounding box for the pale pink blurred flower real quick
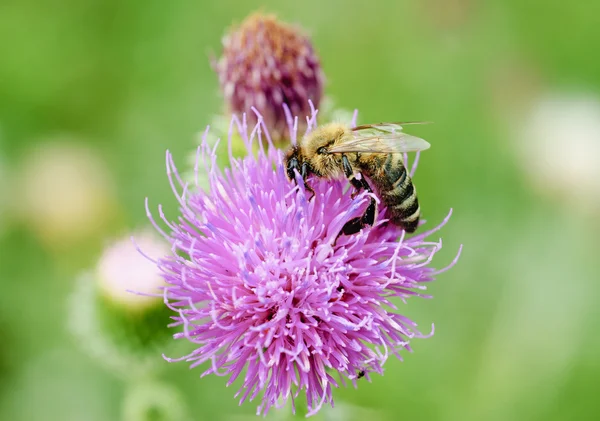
[97,231,170,310]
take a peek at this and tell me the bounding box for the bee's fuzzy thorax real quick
[297,122,350,178]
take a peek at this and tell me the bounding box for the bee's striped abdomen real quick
[379,155,420,233]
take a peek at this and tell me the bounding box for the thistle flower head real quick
[213,12,324,144]
[148,108,460,416]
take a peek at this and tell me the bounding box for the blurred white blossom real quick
[515,92,600,211]
[16,138,117,247]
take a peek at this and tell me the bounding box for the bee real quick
[284,122,430,237]
[357,370,366,379]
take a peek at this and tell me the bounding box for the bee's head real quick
[284,146,302,180]
[303,123,347,177]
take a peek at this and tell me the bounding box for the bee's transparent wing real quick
[350,121,431,135]
[327,130,431,154]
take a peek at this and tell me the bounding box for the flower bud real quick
[214,12,324,144]
[96,231,168,311]
[69,231,173,377]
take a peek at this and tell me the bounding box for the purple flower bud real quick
[147,108,461,416]
[213,13,324,145]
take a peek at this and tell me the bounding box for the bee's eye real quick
[317,147,327,155]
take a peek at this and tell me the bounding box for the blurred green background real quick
[1,1,599,420]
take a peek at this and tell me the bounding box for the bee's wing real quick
[351,122,431,134]
[327,131,431,154]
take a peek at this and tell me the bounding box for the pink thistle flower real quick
[145,107,461,416]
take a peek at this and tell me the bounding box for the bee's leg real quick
[338,198,376,238]
[349,178,362,199]
[301,162,315,200]
[338,156,377,238]
[342,155,363,199]
[287,158,315,200]
[360,187,376,226]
